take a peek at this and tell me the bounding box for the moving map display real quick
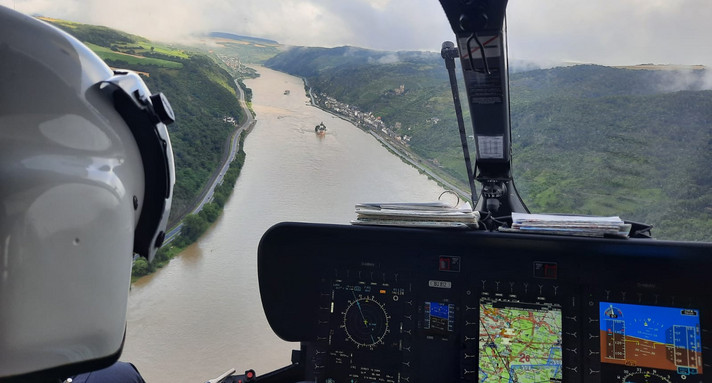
[600,302,703,375]
[479,297,562,383]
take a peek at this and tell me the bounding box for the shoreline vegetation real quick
[131,131,247,281]
[128,57,259,281]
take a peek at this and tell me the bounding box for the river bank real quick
[121,66,446,382]
[131,76,255,279]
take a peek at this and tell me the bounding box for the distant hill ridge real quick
[613,64,706,71]
[208,32,279,46]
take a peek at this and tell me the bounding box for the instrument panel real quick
[258,222,712,383]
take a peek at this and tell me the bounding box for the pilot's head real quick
[0,5,175,381]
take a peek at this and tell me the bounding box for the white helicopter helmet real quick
[0,5,175,382]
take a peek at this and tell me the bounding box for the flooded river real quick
[121,67,445,382]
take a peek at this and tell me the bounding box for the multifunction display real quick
[479,297,563,383]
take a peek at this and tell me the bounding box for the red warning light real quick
[439,257,451,270]
[438,256,461,272]
[533,261,558,279]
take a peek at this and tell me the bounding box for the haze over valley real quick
[41,15,712,244]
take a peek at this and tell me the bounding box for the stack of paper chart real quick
[351,201,479,229]
[502,213,632,238]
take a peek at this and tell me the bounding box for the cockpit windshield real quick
[4,0,710,382]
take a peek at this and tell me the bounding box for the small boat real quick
[284,90,290,95]
[315,122,327,135]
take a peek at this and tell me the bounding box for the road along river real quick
[121,66,446,382]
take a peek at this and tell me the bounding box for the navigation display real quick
[600,302,703,375]
[479,297,563,383]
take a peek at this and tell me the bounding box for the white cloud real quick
[368,53,400,64]
[507,0,712,67]
[361,0,392,11]
[2,0,710,66]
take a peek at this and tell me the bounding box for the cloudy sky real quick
[2,0,710,67]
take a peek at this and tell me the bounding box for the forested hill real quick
[266,47,712,241]
[43,18,244,226]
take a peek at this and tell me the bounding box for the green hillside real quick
[266,47,712,241]
[44,18,244,226]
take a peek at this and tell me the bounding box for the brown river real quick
[120,67,446,382]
